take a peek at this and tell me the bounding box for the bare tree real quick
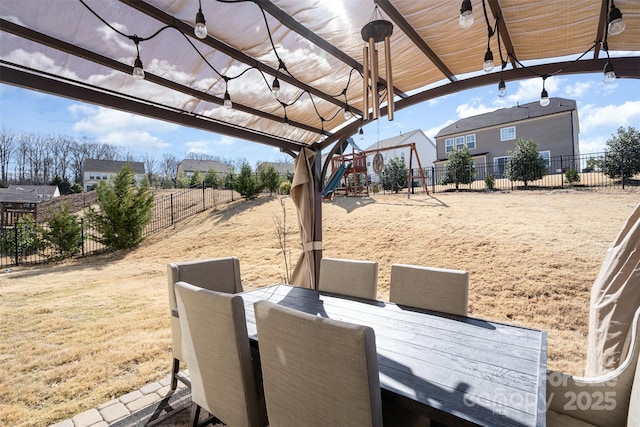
[142,153,158,181]
[160,153,179,185]
[50,135,74,181]
[0,129,16,182]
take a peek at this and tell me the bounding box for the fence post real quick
[202,181,206,211]
[560,157,564,189]
[431,167,436,194]
[171,193,175,225]
[81,218,85,257]
[13,222,19,266]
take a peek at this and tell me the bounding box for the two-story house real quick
[176,159,230,179]
[434,98,579,179]
[82,159,146,192]
[363,129,437,184]
[256,162,295,178]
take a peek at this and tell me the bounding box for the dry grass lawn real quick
[1,189,638,427]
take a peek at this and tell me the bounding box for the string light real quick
[459,0,474,29]
[608,0,626,36]
[483,48,494,73]
[132,37,144,80]
[78,0,356,138]
[194,0,207,39]
[539,76,550,107]
[498,78,506,97]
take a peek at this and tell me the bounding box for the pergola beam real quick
[0,64,306,152]
[376,0,457,83]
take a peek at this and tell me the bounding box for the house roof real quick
[363,129,435,152]
[256,162,294,175]
[0,188,40,203]
[7,184,58,196]
[83,159,146,174]
[178,159,230,174]
[436,98,578,138]
[1,1,638,157]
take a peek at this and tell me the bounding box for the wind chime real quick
[361,8,394,123]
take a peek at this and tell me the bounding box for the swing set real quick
[323,141,429,199]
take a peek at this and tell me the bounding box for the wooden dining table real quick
[239,284,547,427]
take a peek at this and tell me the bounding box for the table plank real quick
[240,284,546,427]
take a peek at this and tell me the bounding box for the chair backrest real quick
[254,300,383,427]
[167,257,243,361]
[318,257,378,300]
[389,264,469,316]
[175,281,266,427]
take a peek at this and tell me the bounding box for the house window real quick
[466,134,476,149]
[500,126,516,141]
[494,156,510,178]
[539,150,551,168]
[103,175,108,180]
[89,175,95,180]
[455,136,464,150]
[445,138,454,153]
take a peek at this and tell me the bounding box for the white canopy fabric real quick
[586,203,640,376]
[1,1,639,153]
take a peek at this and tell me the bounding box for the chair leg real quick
[190,403,201,427]
[170,358,180,390]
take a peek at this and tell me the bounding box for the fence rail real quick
[1,185,237,269]
[400,151,639,194]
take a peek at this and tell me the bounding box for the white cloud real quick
[579,135,608,154]
[456,98,497,118]
[2,49,79,80]
[425,120,454,140]
[499,77,565,105]
[579,101,640,133]
[563,80,594,98]
[70,104,176,151]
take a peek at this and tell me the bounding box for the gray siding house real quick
[82,160,146,192]
[435,98,579,178]
[177,159,230,178]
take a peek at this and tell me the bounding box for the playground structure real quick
[322,140,429,199]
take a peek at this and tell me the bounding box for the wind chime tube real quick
[384,35,394,121]
[369,37,379,120]
[363,45,369,121]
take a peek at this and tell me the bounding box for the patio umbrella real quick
[290,147,319,289]
[585,202,640,376]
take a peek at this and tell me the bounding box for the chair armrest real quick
[546,370,630,427]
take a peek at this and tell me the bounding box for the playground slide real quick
[322,162,351,197]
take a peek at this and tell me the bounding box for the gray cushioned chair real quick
[167,257,243,390]
[389,264,469,316]
[318,257,379,300]
[546,307,640,427]
[254,300,383,427]
[175,281,267,427]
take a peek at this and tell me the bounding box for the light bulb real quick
[344,108,353,120]
[133,56,144,80]
[223,91,232,109]
[603,61,616,83]
[459,0,473,29]
[194,9,207,39]
[483,49,494,73]
[283,116,290,131]
[498,79,506,97]
[540,88,550,107]
[608,5,626,35]
[272,78,280,97]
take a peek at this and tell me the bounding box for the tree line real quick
[0,128,264,192]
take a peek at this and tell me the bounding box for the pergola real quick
[1,0,639,286]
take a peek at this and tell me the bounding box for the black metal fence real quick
[401,151,639,194]
[0,186,237,269]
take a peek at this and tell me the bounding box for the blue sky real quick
[1,72,638,167]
